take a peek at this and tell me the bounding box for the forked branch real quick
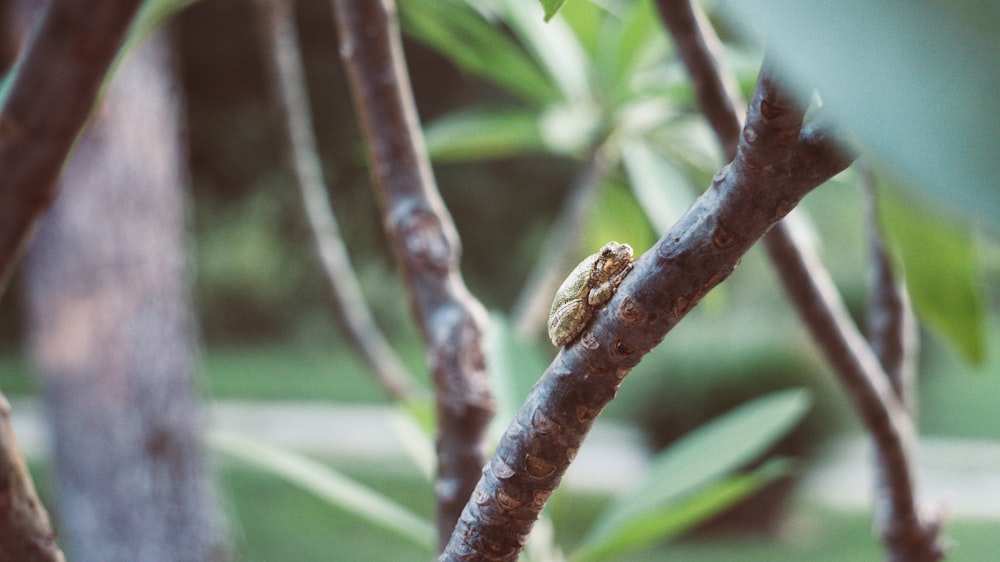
[655,1,943,559]
[254,0,421,402]
[440,62,853,561]
[330,0,495,549]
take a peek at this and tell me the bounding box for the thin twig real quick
[254,0,422,402]
[762,211,942,562]
[655,0,744,158]
[330,0,495,550]
[655,2,944,559]
[440,68,854,560]
[862,164,918,409]
[862,164,928,559]
[510,143,615,338]
[0,0,143,292]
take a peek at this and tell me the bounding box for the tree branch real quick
[655,0,744,158]
[0,393,65,562]
[440,68,854,561]
[0,3,139,558]
[329,0,495,550]
[254,0,422,402]
[0,0,143,293]
[862,164,917,410]
[762,210,942,561]
[655,2,944,559]
[862,165,930,560]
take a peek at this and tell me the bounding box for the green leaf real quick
[586,178,658,256]
[424,107,549,162]
[577,389,811,560]
[621,139,696,236]
[486,313,549,425]
[595,0,669,102]
[209,430,435,551]
[558,0,606,58]
[539,0,568,22]
[500,0,591,103]
[538,101,603,155]
[878,185,987,366]
[399,0,561,105]
[573,458,792,561]
[719,1,1000,233]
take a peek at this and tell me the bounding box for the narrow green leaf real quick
[486,313,549,425]
[595,0,668,102]
[539,0,568,22]
[586,178,658,256]
[574,458,792,561]
[558,0,606,58]
[209,430,435,551]
[579,389,811,557]
[424,107,549,162]
[501,0,591,103]
[719,1,1000,233]
[399,0,561,105]
[621,139,696,236]
[389,405,437,480]
[538,102,603,155]
[879,185,987,366]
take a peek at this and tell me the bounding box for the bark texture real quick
[440,69,853,560]
[254,0,420,402]
[0,0,142,291]
[23,30,225,562]
[330,0,495,550]
[655,3,943,559]
[0,394,65,562]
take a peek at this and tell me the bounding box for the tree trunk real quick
[22,28,226,562]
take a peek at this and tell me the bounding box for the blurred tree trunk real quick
[20,21,226,562]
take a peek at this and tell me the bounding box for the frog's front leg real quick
[548,298,593,347]
[587,262,633,306]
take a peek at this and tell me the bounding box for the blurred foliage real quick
[219,466,432,562]
[879,182,987,365]
[719,0,1000,235]
[574,390,810,560]
[211,431,435,551]
[4,0,992,445]
[0,1,998,558]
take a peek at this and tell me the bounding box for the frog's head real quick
[594,241,633,278]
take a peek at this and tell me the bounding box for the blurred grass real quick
[216,458,1000,561]
[1,327,997,437]
[7,335,998,560]
[25,455,1000,561]
[194,342,430,403]
[204,347,359,401]
[219,465,433,562]
[0,351,35,395]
